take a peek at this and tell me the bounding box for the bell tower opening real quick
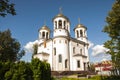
[59,20,62,29]
[77,30,79,38]
[80,30,83,37]
[42,31,45,39]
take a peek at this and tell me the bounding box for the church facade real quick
[34,12,89,71]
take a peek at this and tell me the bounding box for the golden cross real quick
[78,18,80,24]
[59,7,62,14]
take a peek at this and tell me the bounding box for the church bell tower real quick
[52,9,70,37]
[38,25,50,42]
[74,18,87,42]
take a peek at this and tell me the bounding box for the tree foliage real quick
[89,63,95,72]
[0,59,51,80]
[103,0,120,75]
[0,0,16,17]
[32,44,38,58]
[31,58,42,80]
[0,29,25,62]
[30,58,51,80]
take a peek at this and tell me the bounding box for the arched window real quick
[59,20,62,29]
[42,31,45,38]
[54,48,56,55]
[65,40,67,44]
[65,59,68,68]
[80,30,83,37]
[46,32,48,39]
[77,60,80,68]
[55,21,57,29]
[77,30,79,38]
[73,47,75,54]
[80,49,82,54]
[59,55,62,63]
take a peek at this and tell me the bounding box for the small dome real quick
[53,13,69,21]
[39,25,50,32]
[74,24,87,31]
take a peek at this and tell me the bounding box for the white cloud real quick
[91,45,109,57]
[101,54,111,61]
[24,40,39,53]
[102,58,107,61]
[88,41,94,49]
[88,42,111,62]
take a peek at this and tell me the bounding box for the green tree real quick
[0,59,51,80]
[30,58,42,80]
[103,0,120,75]
[30,58,51,80]
[0,29,25,62]
[4,61,33,80]
[41,61,51,80]
[0,61,13,80]
[89,63,95,72]
[0,0,16,17]
[17,50,25,61]
[32,43,38,58]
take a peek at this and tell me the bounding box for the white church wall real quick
[54,29,68,37]
[53,37,69,71]
[69,40,86,71]
[37,40,53,69]
[69,40,77,71]
[34,54,42,60]
[85,45,89,62]
[74,56,84,70]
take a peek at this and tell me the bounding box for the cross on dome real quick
[59,7,62,14]
[78,18,80,24]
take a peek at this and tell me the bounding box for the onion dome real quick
[52,13,69,21]
[74,24,87,31]
[39,25,50,32]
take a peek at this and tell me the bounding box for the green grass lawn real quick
[61,77,96,80]
[53,75,120,80]
[59,75,120,80]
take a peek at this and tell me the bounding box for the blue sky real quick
[0,0,114,62]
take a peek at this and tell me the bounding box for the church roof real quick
[74,24,87,31]
[52,13,69,21]
[39,25,50,32]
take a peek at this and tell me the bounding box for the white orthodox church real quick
[34,11,89,71]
